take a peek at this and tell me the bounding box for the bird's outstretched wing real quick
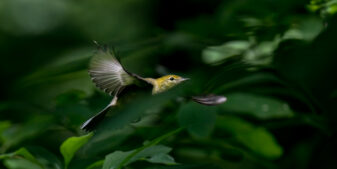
[89,46,137,95]
[82,45,151,132]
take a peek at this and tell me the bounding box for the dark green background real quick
[1,0,337,169]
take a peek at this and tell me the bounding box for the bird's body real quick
[81,45,226,131]
[147,75,189,94]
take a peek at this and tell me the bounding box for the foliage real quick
[60,133,93,169]
[1,0,337,169]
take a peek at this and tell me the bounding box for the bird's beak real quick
[180,78,190,82]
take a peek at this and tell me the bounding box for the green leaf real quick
[145,153,176,165]
[132,145,175,165]
[242,37,280,65]
[217,115,283,159]
[103,145,176,169]
[86,160,104,169]
[202,41,251,65]
[29,146,63,169]
[212,72,283,94]
[0,121,11,143]
[60,132,94,169]
[103,151,131,169]
[0,148,33,160]
[220,93,294,119]
[103,128,182,169]
[4,158,44,169]
[0,147,44,169]
[82,126,134,157]
[0,121,11,133]
[1,116,52,152]
[283,17,323,41]
[178,102,216,138]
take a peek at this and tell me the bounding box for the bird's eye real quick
[169,77,175,81]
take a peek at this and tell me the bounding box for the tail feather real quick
[192,95,227,106]
[81,105,111,132]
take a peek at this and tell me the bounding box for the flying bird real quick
[81,45,227,131]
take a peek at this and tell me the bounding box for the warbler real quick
[81,45,227,131]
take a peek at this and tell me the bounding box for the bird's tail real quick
[81,105,111,132]
[192,95,227,105]
[81,95,118,132]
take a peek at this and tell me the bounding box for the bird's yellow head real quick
[152,75,189,94]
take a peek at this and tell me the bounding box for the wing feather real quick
[89,47,135,95]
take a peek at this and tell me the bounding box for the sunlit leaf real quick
[243,37,280,65]
[202,41,251,65]
[86,160,104,169]
[307,0,337,16]
[283,17,323,41]
[60,132,94,169]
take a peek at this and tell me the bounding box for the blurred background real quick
[1,0,337,168]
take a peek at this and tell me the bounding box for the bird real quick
[81,44,227,131]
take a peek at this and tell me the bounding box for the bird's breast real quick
[152,81,172,94]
